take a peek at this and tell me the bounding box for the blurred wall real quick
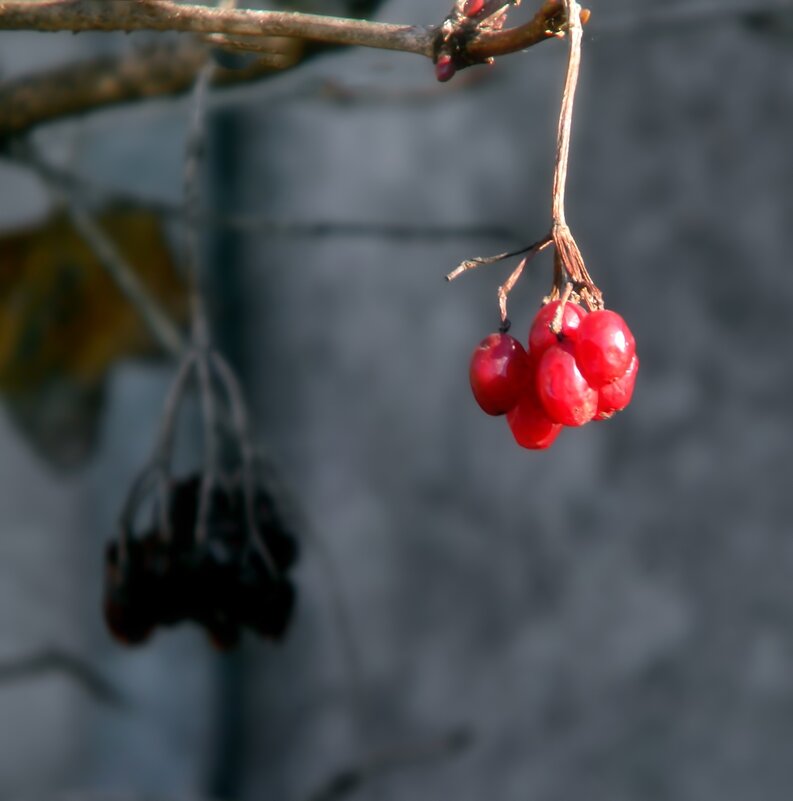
[2,2,793,800]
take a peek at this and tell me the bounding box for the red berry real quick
[469,333,529,416]
[574,309,636,388]
[463,0,486,17]
[435,54,456,83]
[536,343,597,427]
[596,354,639,420]
[507,357,562,449]
[528,300,586,356]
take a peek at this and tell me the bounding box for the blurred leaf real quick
[0,208,187,469]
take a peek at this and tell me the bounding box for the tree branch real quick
[0,1,585,137]
[0,1,432,55]
[0,39,284,139]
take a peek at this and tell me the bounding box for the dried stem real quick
[495,236,554,322]
[445,237,551,282]
[550,0,581,228]
[548,0,602,309]
[444,0,601,318]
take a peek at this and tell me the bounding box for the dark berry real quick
[596,354,639,420]
[536,343,597,427]
[528,300,586,355]
[574,309,636,388]
[103,596,154,645]
[470,333,530,416]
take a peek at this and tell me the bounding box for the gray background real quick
[2,1,793,800]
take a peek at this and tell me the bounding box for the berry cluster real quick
[469,301,638,449]
[103,472,298,649]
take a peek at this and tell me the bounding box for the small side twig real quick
[445,236,551,282]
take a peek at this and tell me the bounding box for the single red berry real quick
[536,343,597,427]
[529,300,587,355]
[574,309,636,389]
[469,333,529,416]
[507,357,562,449]
[463,0,486,17]
[596,354,639,420]
[435,54,456,83]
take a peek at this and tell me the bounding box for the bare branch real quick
[0,1,433,55]
[0,1,582,137]
[0,39,283,139]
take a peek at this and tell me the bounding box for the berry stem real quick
[550,281,573,335]
[550,0,582,229]
[496,236,554,322]
[548,0,603,310]
[445,236,551,282]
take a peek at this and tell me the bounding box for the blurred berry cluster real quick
[104,472,298,649]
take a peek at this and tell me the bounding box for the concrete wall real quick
[2,2,793,800]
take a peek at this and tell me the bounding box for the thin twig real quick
[68,203,187,356]
[209,351,278,576]
[182,61,220,544]
[304,727,473,801]
[0,648,125,706]
[445,236,552,282]
[497,255,528,325]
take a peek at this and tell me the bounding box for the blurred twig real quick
[9,142,186,359]
[0,647,124,706]
[304,727,473,801]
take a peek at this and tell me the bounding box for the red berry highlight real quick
[596,354,639,420]
[435,54,456,83]
[528,299,586,355]
[536,343,597,427]
[574,309,636,388]
[463,0,486,17]
[469,333,529,416]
